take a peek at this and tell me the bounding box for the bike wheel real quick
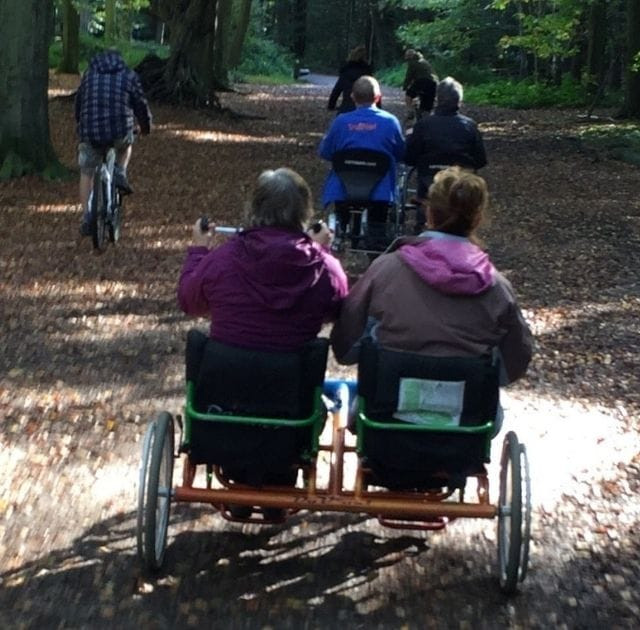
[108,188,122,243]
[137,411,174,572]
[401,166,421,235]
[90,173,108,252]
[497,431,529,594]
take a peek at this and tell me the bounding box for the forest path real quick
[0,79,639,628]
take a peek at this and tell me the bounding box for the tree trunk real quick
[58,0,80,74]
[624,0,640,117]
[105,0,117,43]
[293,0,307,59]
[0,0,63,180]
[586,0,607,93]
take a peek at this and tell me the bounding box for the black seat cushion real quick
[184,330,329,474]
[357,341,499,487]
[332,149,391,202]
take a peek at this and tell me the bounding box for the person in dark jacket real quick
[402,49,438,118]
[75,49,151,235]
[405,76,487,232]
[327,45,372,114]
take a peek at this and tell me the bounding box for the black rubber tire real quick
[90,172,108,252]
[400,166,421,234]
[519,443,532,582]
[139,411,174,572]
[108,187,122,244]
[497,430,523,594]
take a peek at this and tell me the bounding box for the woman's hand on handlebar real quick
[307,221,333,248]
[192,218,214,248]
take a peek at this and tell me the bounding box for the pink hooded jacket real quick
[330,232,532,383]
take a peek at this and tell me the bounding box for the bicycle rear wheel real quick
[108,188,122,243]
[90,171,108,252]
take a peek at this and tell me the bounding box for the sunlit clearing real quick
[525,301,635,336]
[24,203,75,215]
[91,460,138,505]
[15,279,138,299]
[48,87,75,98]
[494,390,637,512]
[167,128,299,145]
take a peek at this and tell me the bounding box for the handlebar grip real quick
[200,216,210,232]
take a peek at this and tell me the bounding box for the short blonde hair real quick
[427,167,488,239]
[249,168,313,231]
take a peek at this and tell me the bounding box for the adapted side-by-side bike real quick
[137,331,531,595]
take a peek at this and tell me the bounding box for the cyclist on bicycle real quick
[75,49,151,236]
[402,49,438,123]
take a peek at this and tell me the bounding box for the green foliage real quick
[579,123,640,166]
[396,0,506,67]
[233,27,295,82]
[464,76,593,108]
[49,33,168,72]
[497,10,580,61]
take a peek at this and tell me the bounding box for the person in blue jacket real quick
[319,76,405,242]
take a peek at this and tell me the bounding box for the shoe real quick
[79,220,91,236]
[227,504,253,519]
[261,507,286,521]
[114,171,133,195]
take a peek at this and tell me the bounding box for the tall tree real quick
[105,0,117,42]
[140,0,251,106]
[0,0,63,179]
[58,0,80,74]
[624,0,640,116]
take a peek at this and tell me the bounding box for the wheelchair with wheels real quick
[137,332,531,595]
[326,149,419,257]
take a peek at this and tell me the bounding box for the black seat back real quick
[332,149,391,202]
[358,342,499,425]
[356,341,499,488]
[184,330,329,469]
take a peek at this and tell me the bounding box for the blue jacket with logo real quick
[75,50,151,145]
[318,105,405,207]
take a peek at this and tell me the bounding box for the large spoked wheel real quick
[137,411,175,572]
[400,166,421,235]
[108,187,122,244]
[90,173,108,252]
[497,431,531,594]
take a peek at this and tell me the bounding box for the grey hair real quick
[436,76,463,109]
[352,75,381,105]
[249,167,313,230]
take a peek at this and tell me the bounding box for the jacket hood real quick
[231,227,330,309]
[398,235,495,295]
[90,50,127,74]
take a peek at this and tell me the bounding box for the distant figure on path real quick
[402,49,438,120]
[327,45,373,114]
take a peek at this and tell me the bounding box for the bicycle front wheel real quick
[90,172,108,252]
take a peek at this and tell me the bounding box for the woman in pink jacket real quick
[330,167,532,433]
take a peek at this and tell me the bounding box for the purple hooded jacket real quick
[178,227,348,351]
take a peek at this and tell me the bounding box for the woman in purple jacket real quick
[178,167,348,351]
[178,168,348,518]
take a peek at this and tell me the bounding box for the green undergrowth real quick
[579,123,640,166]
[49,34,169,73]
